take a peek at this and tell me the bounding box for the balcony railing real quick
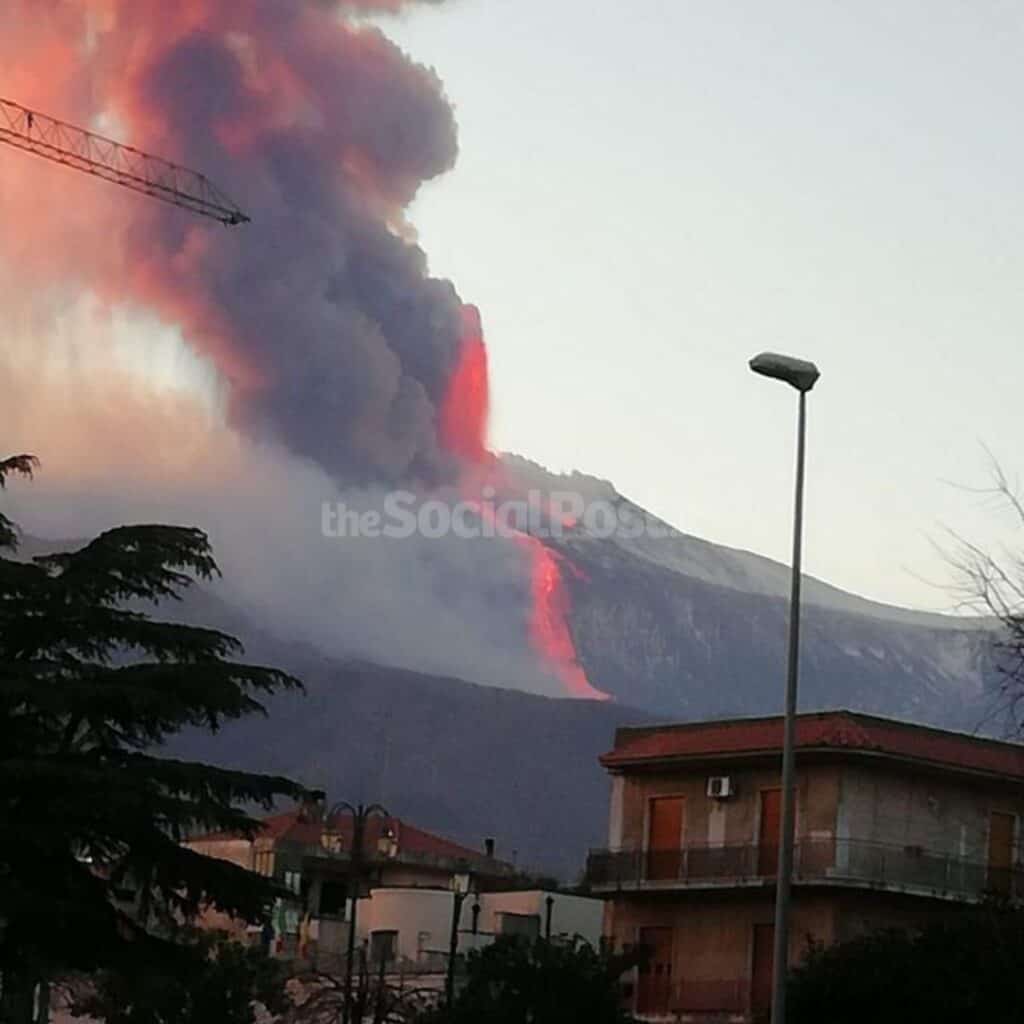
[587,838,1024,903]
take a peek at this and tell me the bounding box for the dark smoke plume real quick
[1,0,466,484]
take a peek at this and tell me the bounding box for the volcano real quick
[119,457,1003,876]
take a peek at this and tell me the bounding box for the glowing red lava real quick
[439,306,492,464]
[518,533,610,701]
[439,304,609,701]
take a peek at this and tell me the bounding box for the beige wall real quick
[836,761,1024,862]
[607,891,836,978]
[611,756,1023,864]
[614,762,841,850]
[356,888,604,963]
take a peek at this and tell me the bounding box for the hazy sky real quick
[375,0,1024,611]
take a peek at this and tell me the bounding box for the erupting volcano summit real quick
[0,0,608,700]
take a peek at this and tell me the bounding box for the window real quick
[497,912,540,940]
[319,880,347,917]
[254,850,273,877]
[283,870,302,895]
[370,930,398,963]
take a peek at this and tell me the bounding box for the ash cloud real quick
[0,1,579,697]
[0,320,564,697]
[1,0,467,485]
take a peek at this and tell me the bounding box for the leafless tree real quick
[283,968,437,1024]
[944,453,1024,733]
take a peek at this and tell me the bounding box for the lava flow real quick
[438,307,491,466]
[440,306,609,701]
[520,533,609,701]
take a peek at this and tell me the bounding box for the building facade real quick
[588,710,1024,1022]
[188,796,515,965]
[356,885,604,972]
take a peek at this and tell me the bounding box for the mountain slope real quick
[168,649,646,879]
[14,464,1012,876]
[500,456,999,729]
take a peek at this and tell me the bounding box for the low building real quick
[587,710,1024,1021]
[357,884,604,970]
[188,796,516,964]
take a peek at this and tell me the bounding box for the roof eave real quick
[600,744,1024,786]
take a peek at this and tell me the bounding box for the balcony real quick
[587,838,1024,903]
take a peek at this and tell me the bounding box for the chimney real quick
[298,789,326,823]
[484,837,495,859]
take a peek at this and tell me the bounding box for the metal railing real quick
[587,838,1024,902]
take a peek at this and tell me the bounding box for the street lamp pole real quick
[445,872,472,1010]
[748,352,819,1024]
[328,801,390,1024]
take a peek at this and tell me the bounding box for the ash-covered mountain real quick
[172,460,1007,873]
[17,462,1007,875]
[503,455,999,732]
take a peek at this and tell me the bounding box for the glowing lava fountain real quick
[440,306,609,701]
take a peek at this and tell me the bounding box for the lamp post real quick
[748,352,820,1024]
[445,872,473,1010]
[327,801,390,1024]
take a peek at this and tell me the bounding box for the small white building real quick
[356,885,604,968]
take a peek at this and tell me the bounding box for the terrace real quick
[587,837,1023,904]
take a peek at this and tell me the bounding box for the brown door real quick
[750,923,775,1019]
[758,789,782,876]
[988,811,1015,895]
[646,796,684,880]
[637,926,673,1016]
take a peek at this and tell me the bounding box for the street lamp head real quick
[749,352,820,393]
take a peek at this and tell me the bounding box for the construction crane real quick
[0,96,249,226]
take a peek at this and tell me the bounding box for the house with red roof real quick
[587,710,1024,1021]
[187,795,516,964]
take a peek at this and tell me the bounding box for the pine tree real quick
[71,929,291,1024]
[0,455,305,1021]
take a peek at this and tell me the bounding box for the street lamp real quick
[327,801,390,1024]
[445,871,473,1010]
[748,351,819,1024]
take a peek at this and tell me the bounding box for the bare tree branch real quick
[942,452,1024,736]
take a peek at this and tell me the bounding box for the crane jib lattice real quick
[0,96,250,227]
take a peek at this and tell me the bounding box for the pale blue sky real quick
[379,0,1024,610]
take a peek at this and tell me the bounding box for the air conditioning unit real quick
[707,776,734,800]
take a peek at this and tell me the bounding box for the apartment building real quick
[588,710,1024,1021]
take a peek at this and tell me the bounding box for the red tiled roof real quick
[193,809,506,868]
[600,710,1024,781]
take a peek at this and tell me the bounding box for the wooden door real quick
[646,796,684,880]
[750,923,775,1019]
[989,811,1015,895]
[758,789,782,876]
[636,926,673,1016]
